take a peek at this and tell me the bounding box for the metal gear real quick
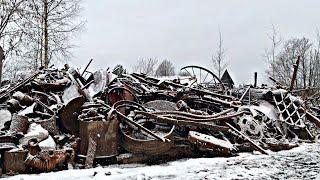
[238,114,264,140]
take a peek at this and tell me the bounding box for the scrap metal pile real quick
[0,63,319,176]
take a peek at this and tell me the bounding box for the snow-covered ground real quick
[5,143,320,180]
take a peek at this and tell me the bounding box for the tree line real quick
[132,58,176,76]
[265,26,320,91]
[1,0,319,92]
[0,0,84,85]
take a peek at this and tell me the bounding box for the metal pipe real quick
[239,86,251,102]
[149,108,233,119]
[254,72,257,87]
[137,111,230,132]
[81,59,93,77]
[225,122,268,155]
[113,110,168,142]
[137,111,244,123]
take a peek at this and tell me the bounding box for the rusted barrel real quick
[7,99,21,112]
[12,91,34,106]
[9,114,29,134]
[3,149,28,174]
[79,117,119,157]
[121,124,175,156]
[34,115,59,135]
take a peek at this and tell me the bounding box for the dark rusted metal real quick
[188,131,234,155]
[136,110,245,123]
[34,98,55,115]
[7,99,21,112]
[254,72,257,88]
[306,111,320,128]
[25,149,69,172]
[84,133,97,168]
[34,114,59,135]
[149,108,234,119]
[79,114,119,157]
[28,138,41,155]
[60,96,85,135]
[115,110,168,142]
[176,100,209,115]
[144,100,176,111]
[108,86,139,105]
[225,122,268,155]
[12,91,34,106]
[120,122,175,155]
[0,61,319,174]
[3,150,28,174]
[9,114,29,134]
[33,75,71,92]
[81,59,93,77]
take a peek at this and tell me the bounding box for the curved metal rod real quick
[132,72,233,99]
[110,109,168,142]
[31,90,57,103]
[135,111,230,132]
[149,108,234,119]
[137,111,245,123]
[112,100,146,111]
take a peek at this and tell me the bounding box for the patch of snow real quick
[39,135,56,150]
[19,123,49,146]
[5,143,320,180]
[18,103,36,116]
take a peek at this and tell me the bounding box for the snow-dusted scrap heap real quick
[0,63,319,176]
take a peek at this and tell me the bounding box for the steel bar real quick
[149,108,234,119]
[155,111,245,122]
[114,110,168,142]
[136,111,231,132]
[0,72,39,100]
[240,86,251,102]
[81,59,93,77]
[34,98,55,114]
[135,111,245,122]
[225,122,268,155]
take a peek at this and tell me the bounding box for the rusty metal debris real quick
[0,61,319,176]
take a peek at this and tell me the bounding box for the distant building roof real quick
[221,69,234,86]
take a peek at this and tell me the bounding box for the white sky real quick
[70,0,320,85]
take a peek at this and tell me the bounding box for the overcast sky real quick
[70,0,320,85]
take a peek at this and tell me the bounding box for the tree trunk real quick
[0,60,2,87]
[0,45,4,87]
[43,0,49,68]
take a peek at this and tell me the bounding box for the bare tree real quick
[312,30,320,87]
[264,24,282,78]
[0,0,26,86]
[212,28,227,78]
[133,58,158,75]
[178,70,189,76]
[21,0,85,68]
[155,60,175,76]
[267,37,317,89]
[0,0,84,83]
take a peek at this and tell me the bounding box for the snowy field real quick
[5,143,320,180]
